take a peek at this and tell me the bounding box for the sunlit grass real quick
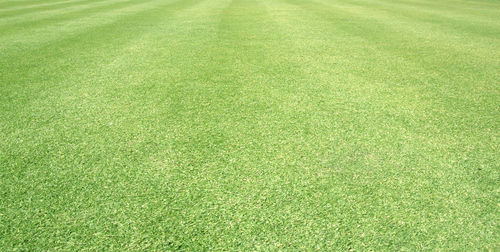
[1,0,499,250]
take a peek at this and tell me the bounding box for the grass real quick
[0,0,499,250]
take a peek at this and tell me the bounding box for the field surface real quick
[1,0,499,250]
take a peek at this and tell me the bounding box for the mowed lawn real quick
[1,0,499,250]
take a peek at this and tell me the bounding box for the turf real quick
[0,0,499,250]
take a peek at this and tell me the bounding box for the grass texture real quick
[1,0,499,250]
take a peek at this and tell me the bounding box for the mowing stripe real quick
[0,0,76,10]
[0,0,152,29]
[0,0,170,56]
[0,0,207,102]
[340,0,500,37]
[0,0,109,18]
[280,0,499,84]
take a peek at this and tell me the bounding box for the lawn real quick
[0,0,499,250]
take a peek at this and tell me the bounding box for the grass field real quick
[1,0,499,250]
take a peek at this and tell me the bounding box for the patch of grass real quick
[1,0,499,250]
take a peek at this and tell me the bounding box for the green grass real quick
[1,0,499,250]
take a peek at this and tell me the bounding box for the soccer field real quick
[1,0,499,250]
